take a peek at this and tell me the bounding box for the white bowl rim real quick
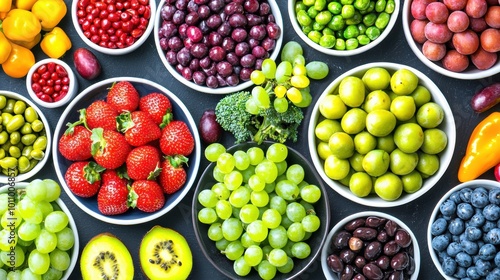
[308,61,457,207]
[288,0,401,57]
[321,211,421,280]
[51,76,202,225]
[0,182,79,280]
[153,0,284,94]
[71,0,157,55]
[427,179,500,280]
[26,58,78,108]
[0,91,52,184]
[401,1,500,80]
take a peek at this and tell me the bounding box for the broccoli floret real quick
[253,105,304,144]
[215,91,255,143]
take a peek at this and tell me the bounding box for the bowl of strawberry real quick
[71,0,156,55]
[52,77,201,225]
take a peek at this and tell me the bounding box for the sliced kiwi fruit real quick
[140,226,193,280]
[80,233,134,280]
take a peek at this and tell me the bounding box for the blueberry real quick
[483,221,497,233]
[457,203,475,220]
[450,191,462,204]
[468,213,486,228]
[441,256,457,276]
[438,250,449,263]
[471,189,489,208]
[483,204,500,221]
[475,187,489,194]
[448,218,465,235]
[465,227,482,241]
[460,188,473,203]
[440,199,457,216]
[478,243,497,261]
[453,265,467,278]
[456,252,473,267]
[446,241,463,257]
[489,188,500,205]
[431,217,448,236]
[432,234,450,252]
[466,266,481,280]
[495,251,500,267]
[484,228,500,245]
[486,268,500,280]
[462,240,479,255]
[452,234,460,243]
[475,259,492,276]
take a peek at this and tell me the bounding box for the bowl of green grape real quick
[192,141,331,279]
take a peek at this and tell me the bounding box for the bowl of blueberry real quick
[154,0,283,94]
[428,179,500,279]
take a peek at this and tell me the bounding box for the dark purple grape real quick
[261,37,275,51]
[239,67,252,81]
[199,56,212,69]
[186,26,203,42]
[203,62,217,76]
[216,61,233,77]
[187,1,199,13]
[208,0,224,12]
[259,2,271,16]
[189,58,200,71]
[206,75,218,88]
[243,0,259,13]
[194,0,208,4]
[172,10,186,25]
[224,2,243,15]
[175,0,187,10]
[254,58,263,70]
[176,48,192,66]
[240,54,255,68]
[183,37,194,49]
[216,74,227,86]
[175,64,184,74]
[165,50,177,65]
[192,71,206,85]
[225,74,239,86]
[206,14,223,29]
[185,12,200,25]
[252,46,266,58]
[208,32,223,46]
[267,14,275,23]
[234,42,250,56]
[181,66,192,80]
[229,13,248,28]
[231,28,247,42]
[198,5,211,19]
[168,36,183,51]
[209,46,226,62]
[247,14,263,26]
[217,22,232,36]
[199,109,222,144]
[178,23,188,38]
[159,22,177,39]
[161,5,176,21]
[266,22,281,40]
[226,52,239,65]
[159,38,168,50]
[233,65,241,75]
[190,43,208,58]
[199,20,210,35]
[222,37,235,51]
[249,24,266,40]
[247,38,260,49]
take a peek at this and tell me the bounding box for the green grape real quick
[35,229,57,254]
[300,200,315,214]
[215,200,233,220]
[20,268,40,280]
[268,248,288,267]
[42,179,61,203]
[261,58,277,79]
[250,190,269,208]
[205,143,226,162]
[251,86,271,109]
[38,201,54,218]
[294,87,313,108]
[56,227,74,251]
[264,182,276,193]
[255,160,278,184]
[0,246,24,268]
[233,150,250,171]
[262,208,282,229]
[223,240,244,261]
[25,179,47,202]
[290,75,310,89]
[287,222,306,242]
[28,249,50,275]
[262,244,273,257]
[212,182,230,200]
[17,238,33,248]
[268,226,288,249]
[281,41,304,64]
[277,257,294,273]
[6,270,21,280]
[240,165,255,183]
[197,207,218,224]
[229,186,251,208]
[0,194,9,215]
[258,206,269,220]
[250,70,266,85]
[233,256,251,276]
[300,184,322,203]
[247,147,265,165]
[306,61,329,80]
[301,214,321,232]
[293,54,306,66]
[275,180,300,201]
[286,164,305,185]
[216,238,230,251]
[282,240,295,259]
[41,267,63,280]
[221,218,243,241]
[18,198,42,224]
[240,232,259,248]
[49,248,70,271]
[0,269,6,279]
[243,244,263,267]
[245,97,260,115]
[246,220,268,243]
[273,97,289,113]
[1,208,23,228]
[275,61,293,83]
[286,202,306,223]
[232,205,241,219]
[257,259,277,280]
[286,87,303,104]
[0,229,16,251]
[239,204,259,224]
[275,160,288,176]
[224,170,243,190]
[18,221,41,241]
[266,143,288,163]
[216,152,235,174]
[212,165,226,183]
[198,189,219,208]
[292,64,307,76]
[208,223,223,241]
[269,195,287,215]
[248,174,266,192]
[274,85,287,98]
[291,242,311,259]
[44,210,68,233]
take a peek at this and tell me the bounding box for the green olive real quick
[21,134,37,146]
[9,146,21,158]
[18,156,31,173]
[31,119,44,132]
[24,107,38,123]
[3,99,15,114]
[30,149,45,161]
[33,136,47,151]
[13,100,26,115]
[0,96,6,110]
[6,115,25,133]
[9,131,21,145]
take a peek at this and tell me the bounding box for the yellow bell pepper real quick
[0,0,11,12]
[0,32,12,64]
[1,42,35,78]
[30,0,66,31]
[458,112,500,182]
[40,26,71,58]
[1,9,41,42]
[15,0,39,10]
[12,33,41,49]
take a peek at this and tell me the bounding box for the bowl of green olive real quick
[0,91,51,184]
[289,0,400,56]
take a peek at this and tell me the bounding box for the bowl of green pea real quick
[289,0,400,56]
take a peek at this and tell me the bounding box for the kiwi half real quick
[80,233,134,280]
[140,226,193,280]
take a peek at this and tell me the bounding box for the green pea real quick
[307,6,319,19]
[366,0,376,13]
[0,131,8,145]
[302,24,313,35]
[340,0,354,4]
[307,30,323,43]
[375,0,386,12]
[344,25,360,39]
[297,10,312,26]
[312,21,325,31]
[3,99,15,114]
[334,38,346,50]
[31,119,44,133]
[357,34,371,45]
[375,12,390,29]
[319,34,336,48]
[328,2,342,14]
[295,1,307,14]
[363,12,377,26]
[24,107,38,123]
[20,123,33,135]
[0,157,17,169]
[18,156,31,173]
[341,5,355,19]
[328,15,345,31]
[0,149,4,160]
[9,131,21,145]
[346,38,359,50]
[1,113,12,127]
[13,100,26,115]
[314,0,327,11]
[0,96,6,110]
[354,0,371,10]
[21,134,37,146]
[385,0,395,14]
[9,146,21,158]
[323,27,334,36]
[33,136,47,151]
[336,30,345,39]
[346,11,362,25]
[6,115,25,133]
[358,23,367,35]
[303,0,315,6]
[30,149,45,161]
[22,146,33,159]
[316,11,332,25]
[366,26,381,40]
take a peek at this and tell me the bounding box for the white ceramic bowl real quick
[26,58,78,109]
[52,77,201,225]
[308,62,456,207]
[402,0,500,80]
[428,179,500,279]
[289,0,400,56]
[154,0,284,94]
[0,91,52,184]
[321,211,420,279]
[0,182,79,280]
[71,0,156,55]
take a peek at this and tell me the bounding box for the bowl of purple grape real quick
[154,0,283,94]
[428,179,500,279]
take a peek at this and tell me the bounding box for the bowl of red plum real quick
[154,0,283,94]
[428,179,500,279]
[403,0,500,79]
[321,211,420,280]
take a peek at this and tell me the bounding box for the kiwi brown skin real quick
[139,225,193,280]
[80,232,134,280]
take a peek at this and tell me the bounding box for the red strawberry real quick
[58,125,93,161]
[84,100,118,131]
[64,161,104,197]
[128,180,165,212]
[139,92,173,127]
[159,120,195,156]
[158,155,188,194]
[91,128,132,169]
[126,145,161,180]
[97,169,130,215]
[107,81,140,113]
[117,111,161,147]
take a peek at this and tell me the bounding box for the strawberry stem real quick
[64,109,90,135]
[83,161,105,184]
[116,111,135,133]
[159,111,173,129]
[90,128,107,156]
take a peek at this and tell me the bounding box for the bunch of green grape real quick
[0,179,75,279]
[247,41,330,114]
[199,142,323,279]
